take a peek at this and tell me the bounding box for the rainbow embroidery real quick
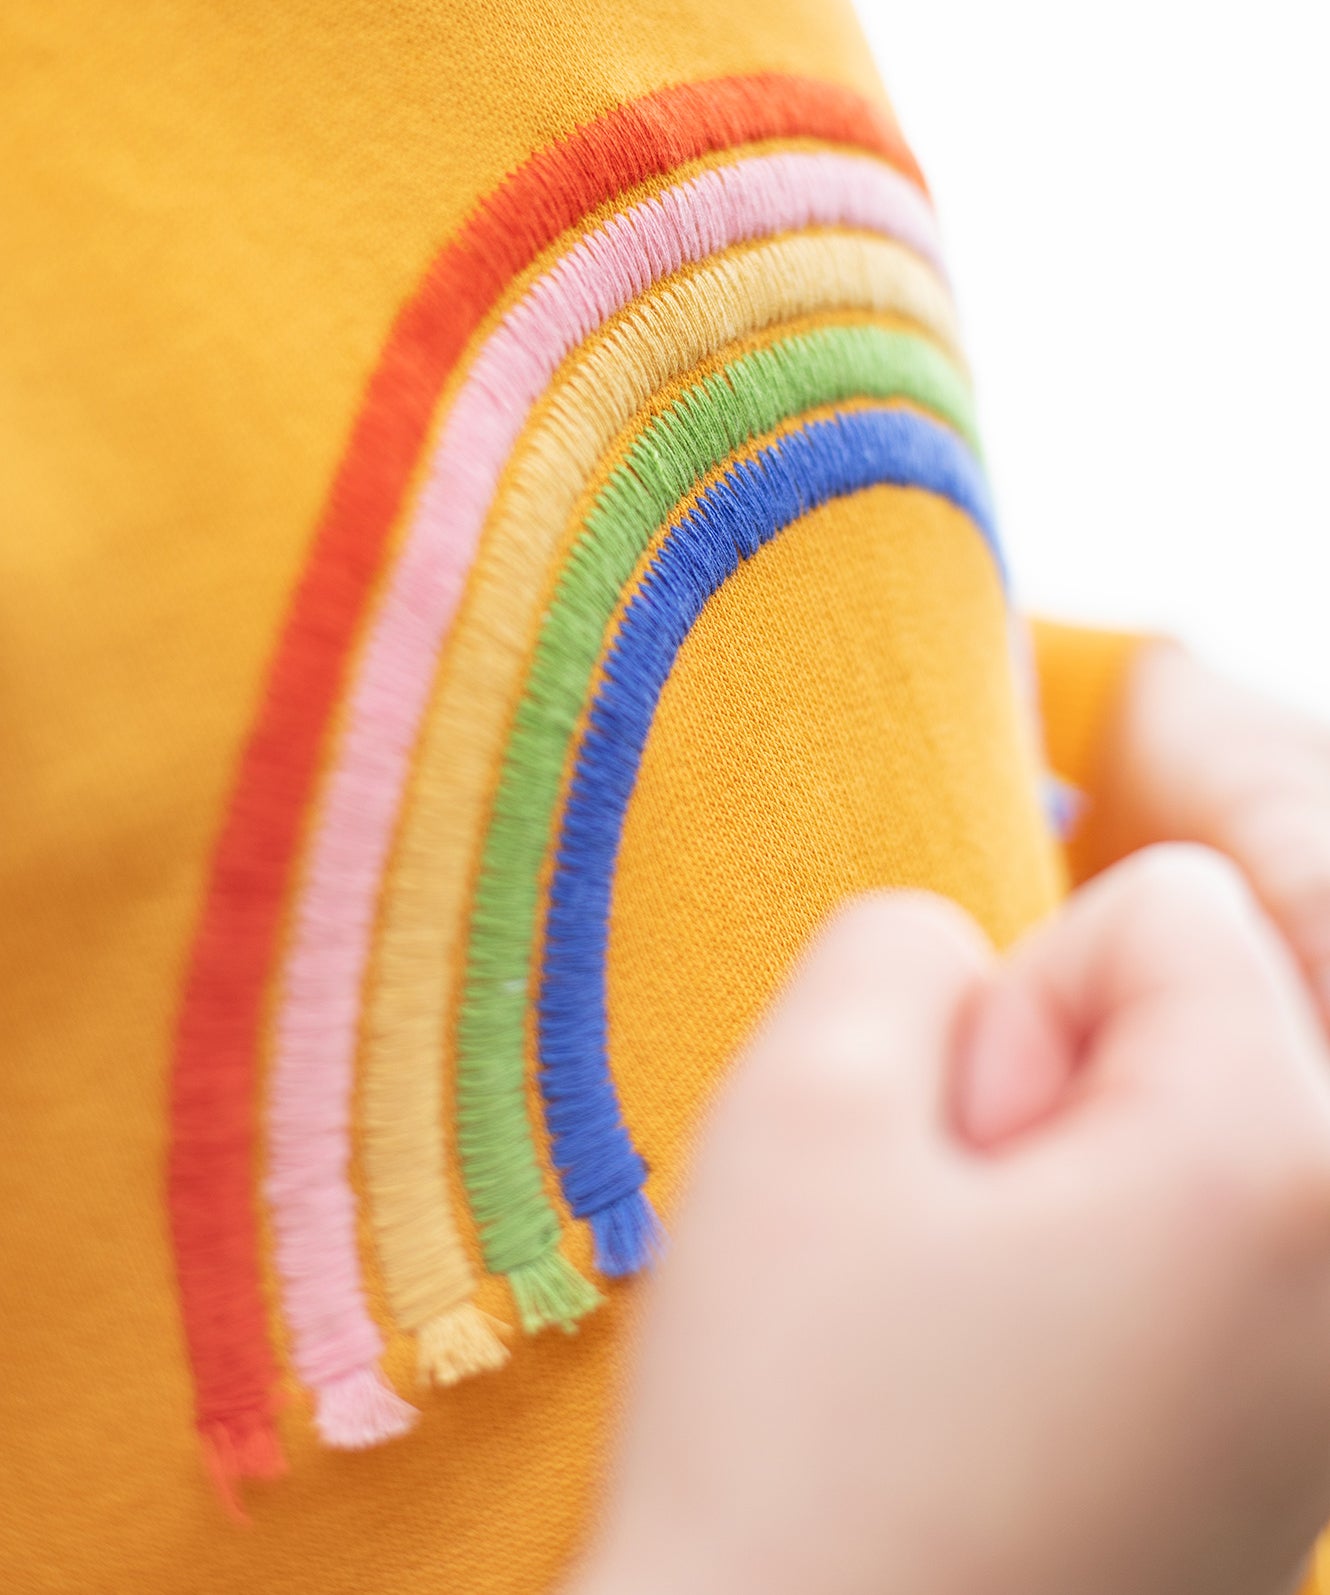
[166,72,1006,1501]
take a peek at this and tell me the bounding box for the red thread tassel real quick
[199,1413,287,1523]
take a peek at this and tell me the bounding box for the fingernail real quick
[955,978,1074,1150]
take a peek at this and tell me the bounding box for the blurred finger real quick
[953,974,1074,1148]
[982,844,1314,1106]
[1215,791,1330,1033]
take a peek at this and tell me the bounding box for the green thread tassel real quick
[508,1248,602,1334]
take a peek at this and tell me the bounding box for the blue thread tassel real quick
[588,1189,665,1278]
[1041,773,1084,840]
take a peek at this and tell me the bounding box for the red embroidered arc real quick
[165,71,922,1501]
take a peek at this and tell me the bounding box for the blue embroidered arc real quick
[536,407,1000,1266]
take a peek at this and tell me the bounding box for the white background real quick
[857,1,1329,715]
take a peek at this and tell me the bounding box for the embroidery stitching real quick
[462,327,978,1283]
[164,73,936,1498]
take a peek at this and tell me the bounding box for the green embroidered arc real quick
[455,321,977,1319]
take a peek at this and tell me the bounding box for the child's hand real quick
[571,849,1330,1595]
[1086,642,1330,1028]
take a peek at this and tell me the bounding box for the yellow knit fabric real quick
[0,3,1197,1591]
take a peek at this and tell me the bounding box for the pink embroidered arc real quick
[266,147,941,1435]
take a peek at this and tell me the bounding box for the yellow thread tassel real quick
[416,1302,510,1387]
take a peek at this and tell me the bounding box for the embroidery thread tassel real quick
[200,1414,286,1522]
[313,1366,418,1450]
[588,1189,664,1278]
[1041,772,1084,840]
[415,1303,509,1387]
[508,1247,602,1335]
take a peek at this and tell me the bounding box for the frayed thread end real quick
[589,1188,664,1278]
[508,1248,602,1334]
[314,1365,418,1450]
[416,1302,510,1387]
[1041,773,1085,841]
[200,1413,286,1522]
